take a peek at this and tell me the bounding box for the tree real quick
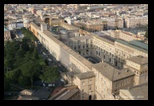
[40,66,60,83]
[33,48,39,60]
[29,43,35,53]
[21,42,29,52]
[17,48,26,58]
[21,61,42,87]
[44,59,49,65]
[22,62,34,87]
[4,76,10,91]
[5,69,21,83]
[18,75,31,86]
[5,57,14,70]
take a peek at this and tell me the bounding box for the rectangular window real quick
[89,87,91,90]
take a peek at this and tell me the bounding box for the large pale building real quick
[28,16,148,100]
[125,17,148,28]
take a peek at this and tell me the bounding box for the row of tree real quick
[4,28,60,91]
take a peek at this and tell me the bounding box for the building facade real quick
[28,16,148,100]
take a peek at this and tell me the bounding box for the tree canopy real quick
[40,66,60,83]
[4,28,60,91]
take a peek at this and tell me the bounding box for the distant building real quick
[125,17,148,28]
[4,27,11,41]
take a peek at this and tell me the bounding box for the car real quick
[43,52,46,56]
[48,84,55,87]
[60,78,64,82]
[48,58,52,62]
[43,83,46,87]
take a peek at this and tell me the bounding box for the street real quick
[36,41,66,87]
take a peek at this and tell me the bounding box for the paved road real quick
[37,41,67,73]
[36,41,66,88]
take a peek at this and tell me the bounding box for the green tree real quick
[5,69,21,83]
[5,57,14,70]
[33,48,39,60]
[23,51,32,62]
[18,75,31,86]
[21,61,42,87]
[44,59,48,65]
[40,66,60,83]
[21,42,29,52]
[29,43,35,53]
[4,76,10,91]
[22,62,34,87]
[17,48,26,58]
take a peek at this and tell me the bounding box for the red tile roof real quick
[50,87,63,97]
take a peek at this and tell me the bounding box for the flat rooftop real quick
[100,35,115,42]
[120,83,148,100]
[116,39,148,53]
[129,40,148,51]
[69,35,92,41]
[76,71,95,80]
[92,62,134,81]
[91,33,115,45]
[127,55,148,65]
[55,88,79,100]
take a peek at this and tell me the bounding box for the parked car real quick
[48,58,52,62]
[43,52,46,56]
[60,78,64,82]
[48,84,55,87]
